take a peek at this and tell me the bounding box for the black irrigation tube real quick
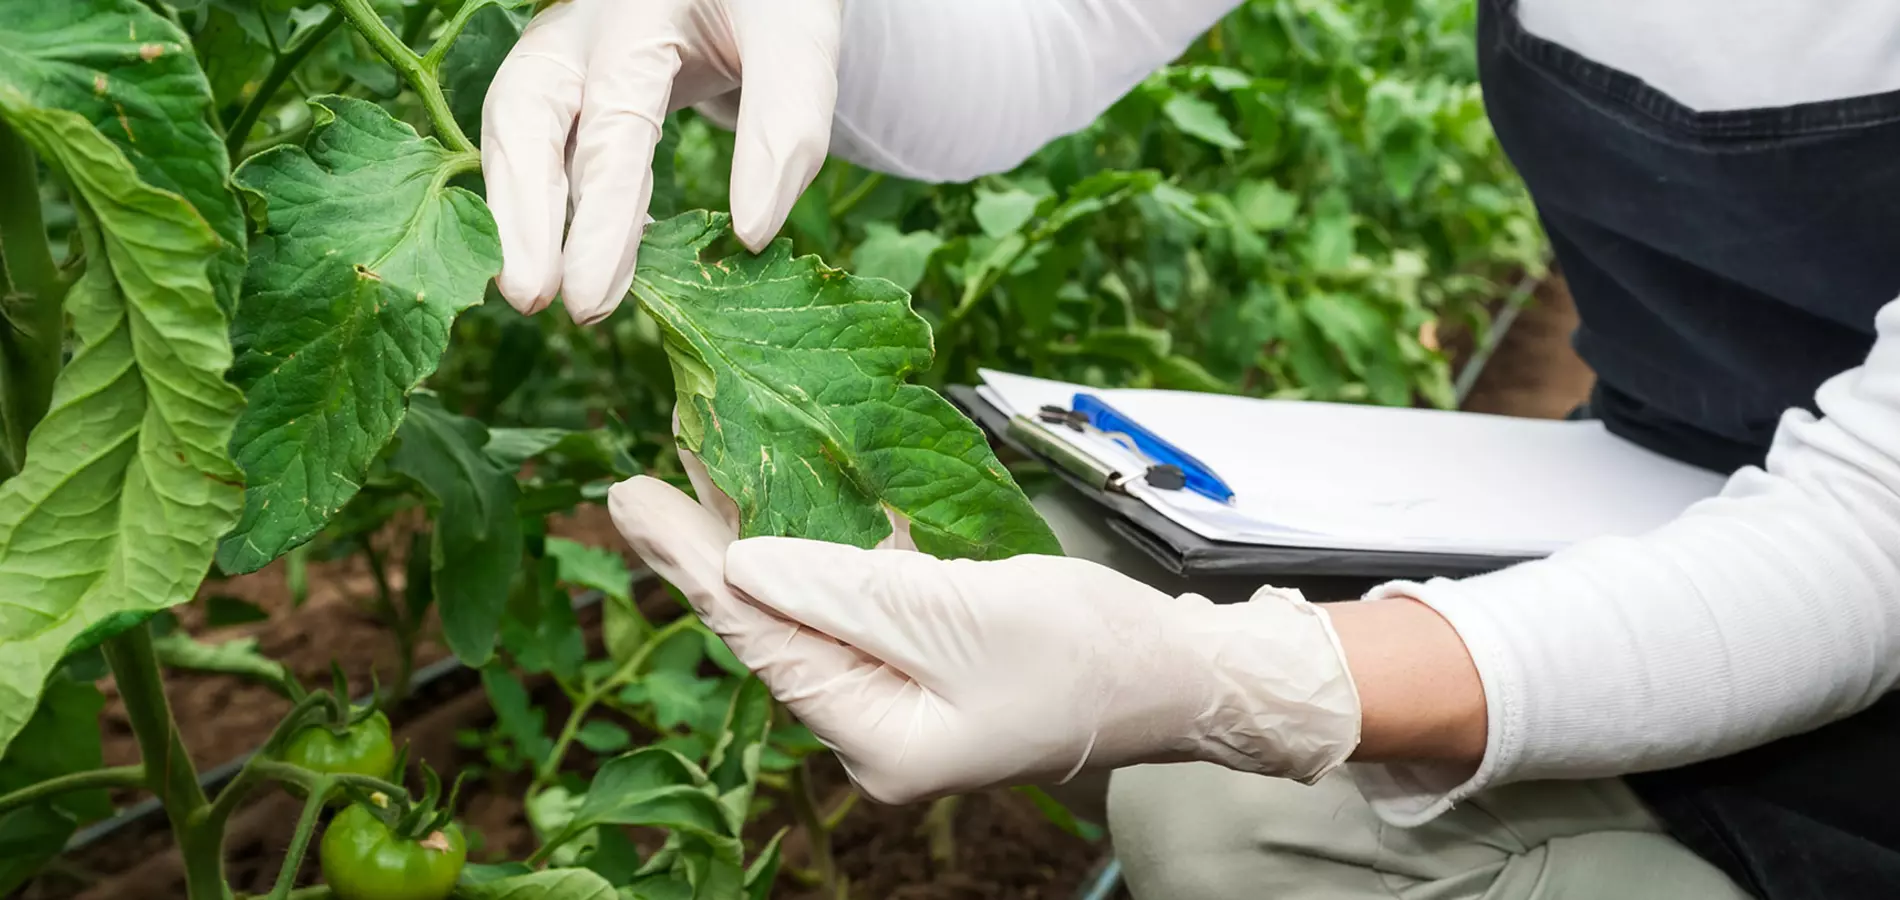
[64,587,616,853]
[1452,272,1542,407]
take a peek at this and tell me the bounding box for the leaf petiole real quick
[225,10,344,157]
[0,765,146,818]
[325,0,475,153]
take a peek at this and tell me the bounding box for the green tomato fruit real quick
[320,803,467,900]
[283,711,397,780]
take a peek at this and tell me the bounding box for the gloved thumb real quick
[727,0,842,251]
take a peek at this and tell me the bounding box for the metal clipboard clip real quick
[1025,393,1236,505]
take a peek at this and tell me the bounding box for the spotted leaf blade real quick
[218,95,501,572]
[0,0,247,314]
[635,212,1060,561]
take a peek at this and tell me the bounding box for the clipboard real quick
[948,383,1539,579]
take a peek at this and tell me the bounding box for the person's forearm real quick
[1326,596,1487,763]
[829,0,1243,182]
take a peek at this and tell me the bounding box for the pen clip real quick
[1069,393,1236,504]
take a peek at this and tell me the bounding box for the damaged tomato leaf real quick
[218,95,500,573]
[634,211,1060,561]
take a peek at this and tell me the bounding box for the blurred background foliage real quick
[416,0,1550,471]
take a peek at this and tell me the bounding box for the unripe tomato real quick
[320,803,467,900]
[282,711,397,780]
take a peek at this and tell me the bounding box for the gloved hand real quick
[609,466,1362,805]
[480,0,840,324]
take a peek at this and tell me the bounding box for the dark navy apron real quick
[1474,1,1900,896]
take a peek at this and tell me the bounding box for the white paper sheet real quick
[978,369,1728,557]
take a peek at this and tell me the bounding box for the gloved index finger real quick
[480,5,590,315]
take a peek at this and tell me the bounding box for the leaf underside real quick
[0,0,246,313]
[0,99,242,757]
[635,212,1060,561]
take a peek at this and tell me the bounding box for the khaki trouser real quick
[1029,484,1753,900]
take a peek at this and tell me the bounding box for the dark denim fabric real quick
[1477,2,1900,895]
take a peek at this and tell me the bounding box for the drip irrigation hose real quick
[1452,272,1543,408]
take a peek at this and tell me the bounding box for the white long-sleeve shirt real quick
[823,0,1900,826]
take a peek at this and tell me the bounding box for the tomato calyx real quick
[340,762,466,843]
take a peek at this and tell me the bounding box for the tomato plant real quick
[0,0,1543,897]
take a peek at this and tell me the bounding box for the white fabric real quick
[1355,296,1900,827]
[1519,0,1900,112]
[606,457,1361,806]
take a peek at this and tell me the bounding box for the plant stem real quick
[203,692,337,831]
[358,535,414,707]
[0,118,68,481]
[827,171,885,221]
[267,783,333,900]
[822,788,860,830]
[789,758,842,899]
[531,615,699,793]
[103,624,223,900]
[919,795,963,870]
[419,0,489,75]
[0,766,146,818]
[225,10,344,157]
[327,0,475,153]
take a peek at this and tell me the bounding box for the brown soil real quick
[1460,276,1595,419]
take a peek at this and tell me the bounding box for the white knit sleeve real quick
[827,1,1242,183]
[1352,296,1900,828]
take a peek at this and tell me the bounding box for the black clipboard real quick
[947,384,1538,580]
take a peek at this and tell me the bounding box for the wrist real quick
[1172,587,1362,782]
[1325,596,1488,764]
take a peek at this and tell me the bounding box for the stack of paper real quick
[977,370,1727,558]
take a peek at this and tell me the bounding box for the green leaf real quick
[195,4,274,108]
[483,667,554,765]
[204,594,270,627]
[0,805,73,896]
[576,720,633,754]
[1162,94,1244,150]
[706,677,771,830]
[1,674,109,821]
[636,212,1060,561]
[565,748,732,844]
[849,223,943,293]
[1012,785,1104,842]
[461,862,536,885]
[1299,189,1356,274]
[580,827,646,885]
[389,395,523,665]
[0,0,247,313]
[744,829,786,900]
[455,868,618,900]
[1234,180,1299,232]
[219,95,500,573]
[0,101,243,758]
[152,632,293,691]
[971,187,1041,238]
[621,670,723,732]
[544,537,633,604]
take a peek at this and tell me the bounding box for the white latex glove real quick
[480,0,840,324]
[608,468,1362,805]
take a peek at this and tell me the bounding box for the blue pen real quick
[1069,392,1236,504]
